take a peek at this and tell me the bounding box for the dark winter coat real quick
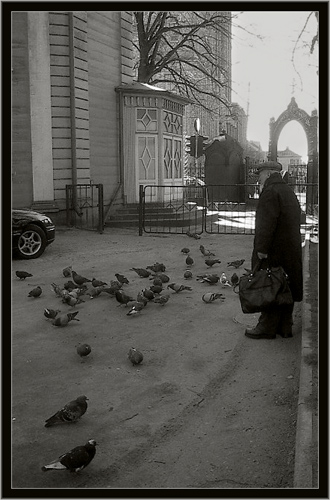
[252,172,303,302]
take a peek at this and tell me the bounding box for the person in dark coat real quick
[245,160,303,340]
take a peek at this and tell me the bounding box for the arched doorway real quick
[268,97,318,211]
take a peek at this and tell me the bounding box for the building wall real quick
[12,12,34,207]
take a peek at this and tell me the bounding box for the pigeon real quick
[76,344,91,358]
[230,272,239,286]
[87,286,104,299]
[130,267,151,278]
[205,259,221,268]
[202,292,225,303]
[64,280,77,291]
[181,247,190,255]
[184,270,193,279]
[62,266,72,278]
[101,285,120,296]
[127,301,144,316]
[167,283,192,293]
[44,308,61,320]
[115,273,129,285]
[51,282,63,297]
[52,311,79,327]
[28,286,42,298]
[143,288,155,301]
[136,291,149,307]
[115,290,134,307]
[227,259,245,269]
[128,347,143,366]
[92,277,108,288]
[186,255,194,267]
[72,270,92,286]
[220,272,231,287]
[44,395,88,427]
[152,273,170,283]
[110,280,123,289]
[153,294,170,306]
[15,270,33,280]
[199,245,215,257]
[62,295,85,307]
[197,274,220,285]
[152,277,163,287]
[41,439,97,472]
[186,231,201,239]
[146,263,166,273]
[150,285,163,294]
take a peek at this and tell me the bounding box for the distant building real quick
[277,146,303,171]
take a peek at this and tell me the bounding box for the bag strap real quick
[250,258,269,276]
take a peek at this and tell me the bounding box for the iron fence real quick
[66,183,104,233]
[139,183,318,236]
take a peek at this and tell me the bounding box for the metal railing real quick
[66,183,104,233]
[139,183,318,236]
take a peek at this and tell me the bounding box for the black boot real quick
[245,327,276,339]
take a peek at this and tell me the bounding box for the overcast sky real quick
[231,11,318,162]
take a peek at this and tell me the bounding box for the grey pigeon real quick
[128,347,143,366]
[146,262,166,273]
[16,270,33,280]
[62,266,72,278]
[115,273,129,285]
[115,290,134,307]
[186,231,201,239]
[230,272,239,286]
[184,270,193,279]
[205,259,221,268]
[52,311,79,327]
[143,288,155,301]
[152,273,170,283]
[44,395,88,427]
[44,308,61,320]
[181,247,190,255]
[227,259,245,269]
[167,283,192,293]
[202,292,225,303]
[92,277,108,288]
[28,286,42,298]
[76,344,91,358]
[127,301,144,316]
[153,294,170,306]
[72,270,92,286]
[150,285,163,294]
[186,255,194,266]
[199,245,215,257]
[130,267,151,278]
[41,439,97,472]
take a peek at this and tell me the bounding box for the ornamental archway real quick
[268,97,318,185]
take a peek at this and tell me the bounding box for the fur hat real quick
[257,161,282,172]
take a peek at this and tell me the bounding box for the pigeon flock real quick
[14,240,247,477]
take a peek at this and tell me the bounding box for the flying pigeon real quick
[128,347,143,366]
[202,292,225,303]
[181,247,190,255]
[44,395,88,427]
[28,286,42,298]
[62,266,72,278]
[184,270,193,279]
[41,439,97,472]
[186,255,194,267]
[167,283,192,293]
[15,270,33,280]
[72,270,92,286]
[227,259,245,269]
[199,245,215,257]
[186,231,201,239]
[220,272,231,287]
[205,259,221,268]
[127,301,144,316]
[92,277,108,288]
[130,267,152,278]
[146,263,166,273]
[44,308,61,320]
[76,344,91,358]
[52,311,79,327]
[153,294,170,306]
[115,273,129,285]
[115,290,134,307]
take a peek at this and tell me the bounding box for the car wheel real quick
[16,224,47,259]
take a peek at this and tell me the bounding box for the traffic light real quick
[186,135,209,158]
[186,135,197,157]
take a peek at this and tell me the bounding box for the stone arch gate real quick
[268,97,318,210]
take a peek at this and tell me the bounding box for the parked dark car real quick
[12,209,56,259]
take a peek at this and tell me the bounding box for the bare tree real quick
[132,11,235,113]
[291,11,319,86]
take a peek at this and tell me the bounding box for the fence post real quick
[66,185,71,227]
[98,184,104,234]
[139,184,144,236]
